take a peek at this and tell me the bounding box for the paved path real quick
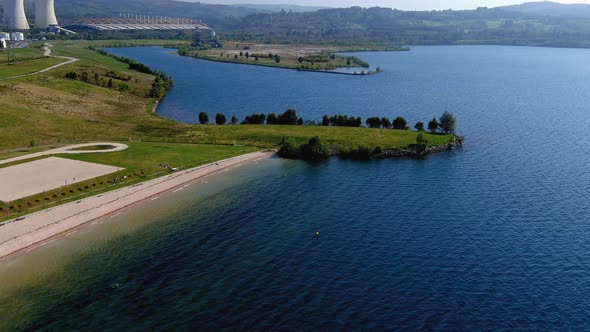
[0,142,129,165]
[0,44,79,81]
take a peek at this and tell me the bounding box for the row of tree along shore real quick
[196,109,457,135]
[195,109,461,162]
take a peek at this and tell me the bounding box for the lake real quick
[2,45,590,330]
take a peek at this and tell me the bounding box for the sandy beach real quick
[0,150,274,261]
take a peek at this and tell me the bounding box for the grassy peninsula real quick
[177,41,404,73]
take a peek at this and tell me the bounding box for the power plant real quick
[2,0,59,31]
[2,0,209,36]
[34,0,58,30]
[3,0,29,30]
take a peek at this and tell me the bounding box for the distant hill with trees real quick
[217,5,590,47]
[6,0,590,48]
[499,1,590,18]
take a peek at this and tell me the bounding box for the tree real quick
[366,117,382,128]
[107,78,113,88]
[439,111,456,134]
[215,113,226,125]
[322,115,330,126]
[231,115,238,124]
[297,118,304,125]
[278,109,298,125]
[275,55,281,63]
[392,116,408,130]
[266,113,278,124]
[268,52,273,58]
[414,121,424,131]
[198,112,209,124]
[381,117,392,129]
[243,113,266,124]
[428,117,439,133]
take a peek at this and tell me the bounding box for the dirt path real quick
[0,44,79,81]
[0,142,129,165]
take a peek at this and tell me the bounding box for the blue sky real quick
[200,0,590,10]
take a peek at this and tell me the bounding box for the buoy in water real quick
[316,231,320,237]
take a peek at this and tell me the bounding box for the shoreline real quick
[0,150,274,262]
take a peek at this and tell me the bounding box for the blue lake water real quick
[2,45,590,330]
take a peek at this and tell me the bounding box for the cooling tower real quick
[3,0,30,30]
[34,0,58,29]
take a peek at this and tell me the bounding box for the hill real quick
[228,4,331,12]
[216,5,590,47]
[500,1,590,18]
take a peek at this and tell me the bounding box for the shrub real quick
[277,138,300,159]
[300,137,329,161]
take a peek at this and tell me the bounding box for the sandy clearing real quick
[0,150,274,261]
[0,157,123,201]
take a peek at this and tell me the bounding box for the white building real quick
[11,32,24,41]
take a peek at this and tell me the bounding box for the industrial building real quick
[64,17,210,32]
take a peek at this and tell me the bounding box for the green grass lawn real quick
[0,142,257,220]
[179,124,454,151]
[63,141,256,173]
[0,57,67,78]
[67,144,117,151]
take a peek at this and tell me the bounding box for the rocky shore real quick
[379,136,464,158]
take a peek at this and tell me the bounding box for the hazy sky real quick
[200,0,590,10]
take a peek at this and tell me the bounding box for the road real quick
[0,43,79,81]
